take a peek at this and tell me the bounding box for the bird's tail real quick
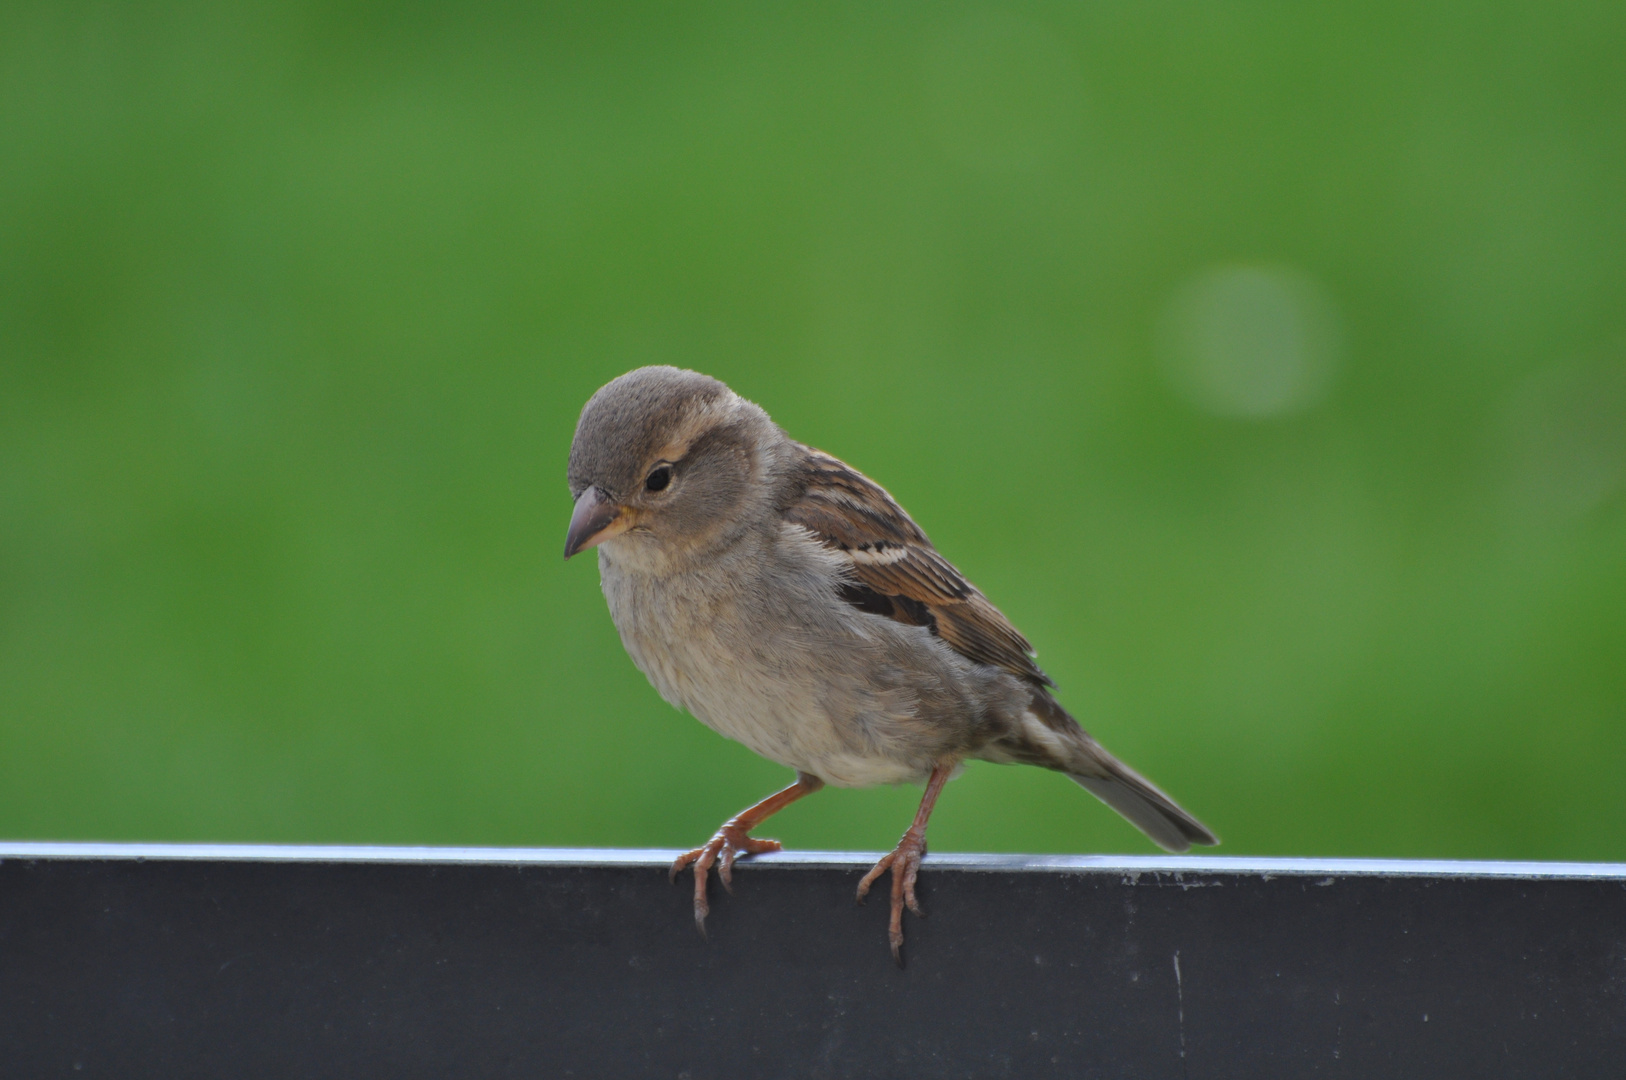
[1025,693,1218,853]
[1068,757,1217,853]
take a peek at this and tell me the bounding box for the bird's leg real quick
[670,771,824,933]
[857,762,953,966]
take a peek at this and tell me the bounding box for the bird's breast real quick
[595,545,943,785]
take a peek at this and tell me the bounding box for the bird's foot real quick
[856,827,927,966]
[669,822,783,933]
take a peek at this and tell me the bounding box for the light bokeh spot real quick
[1504,346,1626,520]
[1157,265,1343,419]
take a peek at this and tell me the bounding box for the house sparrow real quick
[565,366,1216,963]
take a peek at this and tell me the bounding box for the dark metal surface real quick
[1,844,1623,1078]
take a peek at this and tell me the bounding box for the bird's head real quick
[565,366,783,569]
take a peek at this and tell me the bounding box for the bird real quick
[564,366,1216,963]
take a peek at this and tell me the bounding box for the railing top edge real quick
[2,842,1624,880]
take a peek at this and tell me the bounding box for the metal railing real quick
[2,843,1622,1077]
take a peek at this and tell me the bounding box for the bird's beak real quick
[564,486,629,559]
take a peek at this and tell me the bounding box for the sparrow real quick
[565,366,1216,963]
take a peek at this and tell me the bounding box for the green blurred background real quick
[3,2,1624,860]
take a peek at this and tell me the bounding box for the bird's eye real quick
[645,465,672,492]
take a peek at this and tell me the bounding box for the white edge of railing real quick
[1,842,1624,880]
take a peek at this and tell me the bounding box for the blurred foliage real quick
[2,1,1624,859]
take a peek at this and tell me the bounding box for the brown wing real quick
[783,443,1053,689]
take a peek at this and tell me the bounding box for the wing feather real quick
[784,444,1053,689]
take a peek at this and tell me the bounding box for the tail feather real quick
[1022,691,1216,852]
[1070,760,1218,853]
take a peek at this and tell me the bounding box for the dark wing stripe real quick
[785,443,1053,689]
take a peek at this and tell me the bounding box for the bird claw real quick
[670,823,783,933]
[857,830,927,966]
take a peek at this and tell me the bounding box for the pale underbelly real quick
[626,632,928,787]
